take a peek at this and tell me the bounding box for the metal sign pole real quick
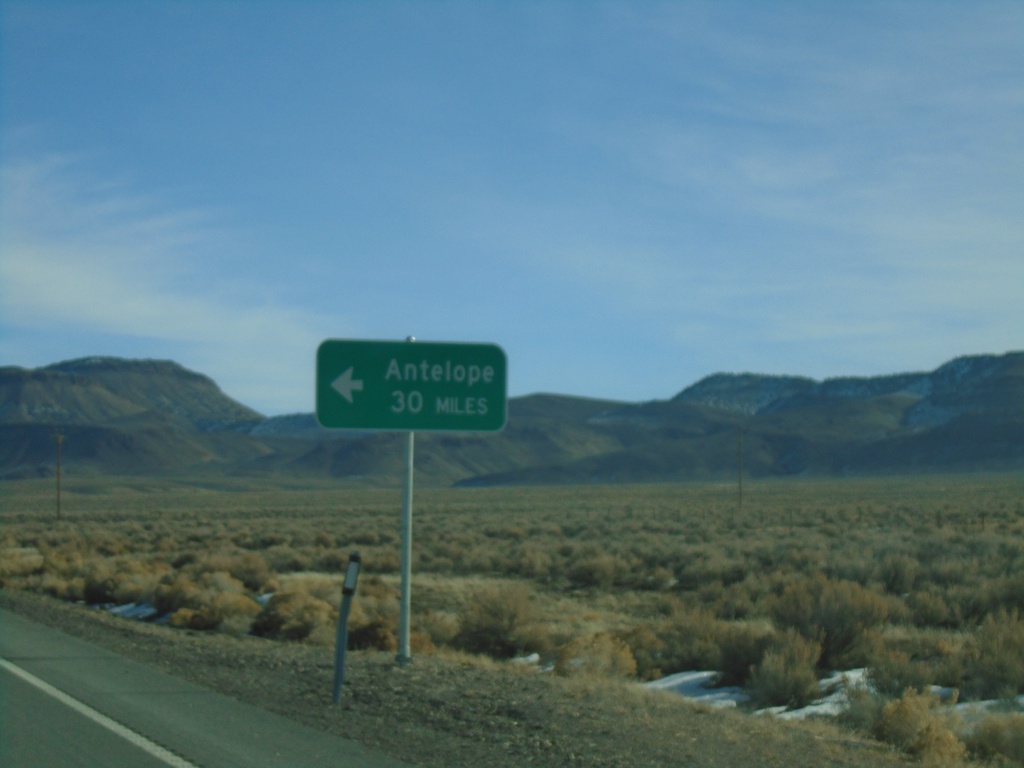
[396,429,414,667]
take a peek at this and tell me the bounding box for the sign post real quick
[397,431,414,666]
[316,338,507,667]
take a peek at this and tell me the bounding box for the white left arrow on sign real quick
[331,367,364,403]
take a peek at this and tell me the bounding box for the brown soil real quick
[0,590,911,768]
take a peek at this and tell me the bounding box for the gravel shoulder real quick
[0,590,911,768]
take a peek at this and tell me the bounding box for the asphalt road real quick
[1,662,176,767]
[0,607,415,768]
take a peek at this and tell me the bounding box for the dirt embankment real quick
[0,591,910,768]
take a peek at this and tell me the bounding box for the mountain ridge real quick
[2,351,1022,484]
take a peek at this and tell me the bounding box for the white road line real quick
[0,657,200,768]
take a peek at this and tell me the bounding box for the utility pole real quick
[736,428,743,524]
[55,432,64,520]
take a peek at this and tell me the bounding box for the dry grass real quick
[2,472,1023,764]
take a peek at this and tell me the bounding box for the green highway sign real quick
[316,339,508,431]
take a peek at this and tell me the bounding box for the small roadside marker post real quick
[333,552,362,704]
[315,337,508,670]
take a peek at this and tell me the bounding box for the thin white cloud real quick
[529,5,1024,361]
[0,156,341,413]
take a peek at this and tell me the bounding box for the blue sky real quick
[2,1,1022,416]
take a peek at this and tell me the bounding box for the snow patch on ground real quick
[638,669,867,717]
[642,668,865,718]
[104,602,162,621]
[644,671,749,709]
[758,670,868,720]
[644,666,1024,724]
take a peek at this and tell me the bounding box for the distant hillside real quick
[1,352,1022,484]
[0,357,266,479]
[0,357,262,428]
